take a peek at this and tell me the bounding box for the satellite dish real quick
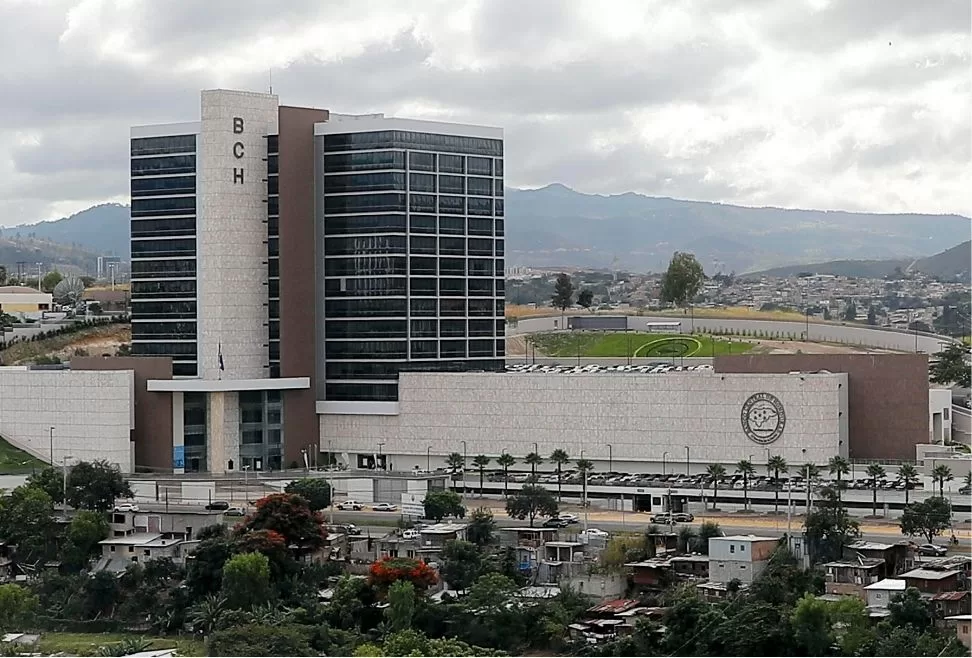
[53,277,86,306]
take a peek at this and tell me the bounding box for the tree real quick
[790,593,833,656]
[61,510,110,570]
[221,552,271,610]
[549,449,570,501]
[767,455,788,514]
[472,455,490,497]
[705,464,725,511]
[466,572,518,610]
[898,463,920,505]
[524,451,543,480]
[888,586,932,630]
[466,507,495,547]
[65,460,134,512]
[577,289,594,312]
[867,305,877,325]
[439,540,484,592]
[735,460,755,511]
[677,526,696,553]
[445,452,465,492]
[900,496,952,544]
[827,456,850,500]
[0,485,58,561]
[422,489,465,522]
[283,478,331,511]
[239,493,325,552]
[866,463,886,517]
[26,467,63,504]
[368,557,438,592]
[930,343,971,388]
[694,521,722,555]
[207,623,314,656]
[931,464,953,497]
[496,453,516,497]
[805,486,860,563]
[505,485,558,527]
[40,270,63,293]
[660,252,705,307]
[576,458,594,509]
[386,579,415,632]
[0,584,39,632]
[550,273,575,323]
[843,301,857,321]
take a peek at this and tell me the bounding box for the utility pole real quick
[61,455,72,521]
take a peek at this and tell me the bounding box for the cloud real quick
[0,0,969,226]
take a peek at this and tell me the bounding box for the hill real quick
[505,184,970,272]
[0,235,107,276]
[745,240,971,281]
[3,187,969,274]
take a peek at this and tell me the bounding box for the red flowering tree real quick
[369,556,439,592]
[237,493,326,553]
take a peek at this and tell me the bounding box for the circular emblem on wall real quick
[741,392,786,445]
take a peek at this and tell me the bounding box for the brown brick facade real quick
[714,354,928,460]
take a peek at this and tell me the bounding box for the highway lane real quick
[510,315,955,353]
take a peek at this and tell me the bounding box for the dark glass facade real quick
[130,133,198,376]
[320,127,505,402]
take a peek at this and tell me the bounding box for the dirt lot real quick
[749,339,897,355]
[1,324,131,365]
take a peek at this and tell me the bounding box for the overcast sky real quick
[1,0,969,226]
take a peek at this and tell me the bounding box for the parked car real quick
[372,503,398,512]
[558,513,579,524]
[673,512,695,523]
[650,513,672,524]
[337,500,364,511]
[401,529,420,540]
[580,528,609,539]
[917,543,948,557]
[223,507,246,517]
[205,500,230,511]
[543,517,570,528]
[113,503,139,513]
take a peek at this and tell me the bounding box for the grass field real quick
[0,435,48,474]
[35,633,204,657]
[528,332,754,358]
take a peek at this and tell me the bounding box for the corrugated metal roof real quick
[587,599,640,614]
[931,591,969,602]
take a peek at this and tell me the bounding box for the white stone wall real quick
[197,89,278,380]
[0,368,134,472]
[320,372,848,465]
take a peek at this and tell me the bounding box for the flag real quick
[218,341,225,374]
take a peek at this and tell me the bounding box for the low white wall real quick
[0,367,133,472]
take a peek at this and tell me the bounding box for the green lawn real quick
[528,332,754,358]
[0,435,48,474]
[35,632,205,657]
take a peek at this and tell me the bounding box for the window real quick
[326,298,407,318]
[468,258,493,276]
[469,299,494,316]
[467,176,493,196]
[131,135,195,156]
[323,131,502,156]
[440,237,465,255]
[409,214,436,234]
[411,340,437,358]
[468,218,492,236]
[410,257,437,275]
[439,216,465,234]
[411,320,437,337]
[440,340,466,358]
[730,545,735,554]
[409,152,435,171]
[409,194,436,213]
[325,362,401,380]
[326,319,407,339]
[131,280,196,298]
[438,195,465,215]
[131,196,196,217]
[409,173,436,192]
[324,193,406,214]
[495,199,504,216]
[440,278,465,296]
[468,238,492,256]
[324,151,405,172]
[410,278,437,296]
[468,279,493,296]
[467,157,492,176]
[467,197,492,216]
[438,175,465,194]
[325,214,406,234]
[439,258,465,276]
[131,175,196,196]
[410,235,437,255]
[494,159,503,176]
[325,382,399,401]
[131,155,196,176]
[131,239,197,260]
[410,299,437,317]
[324,235,406,255]
[131,217,196,238]
[469,339,494,357]
[323,277,406,297]
[440,299,465,316]
[440,320,466,337]
[494,179,504,196]
[439,154,464,173]
[324,172,406,193]
[326,340,406,359]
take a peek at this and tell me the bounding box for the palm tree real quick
[802,462,821,512]
[496,453,516,497]
[446,452,465,492]
[768,455,788,514]
[705,464,726,511]
[472,455,491,498]
[524,452,544,481]
[735,460,755,511]
[576,458,595,509]
[828,456,851,500]
[550,449,570,501]
[189,593,226,635]
[865,463,886,517]
[898,463,919,505]
[931,464,953,497]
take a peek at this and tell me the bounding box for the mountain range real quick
[1,186,969,275]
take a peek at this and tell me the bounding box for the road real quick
[510,315,955,354]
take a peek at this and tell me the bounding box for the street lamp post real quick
[764,447,771,478]
[684,446,690,476]
[662,451,670,476]
[61,455,73,521]
[581,449,589,532]
[49,426,55,466]
[460,440,467,497]
[426,446,432,472]
[607,443,613,473]
[242,465,251,506]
